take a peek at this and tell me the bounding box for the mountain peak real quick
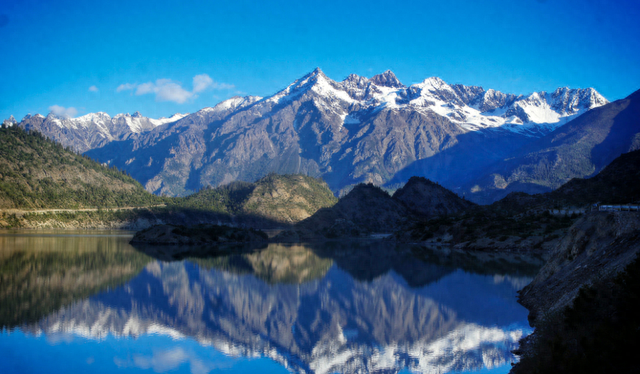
[420,76,448,88]
[2,115,17,127]
[371,70,404,88]
[310,67,325,77]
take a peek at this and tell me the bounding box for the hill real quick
[0,126,337,228]
[167,173,338,225]
[276,177,473,240]
[0,125,161,209]
[392,176,475,217]
[513,211,640,374]
[396,149,640,250]
[492,149,640,213]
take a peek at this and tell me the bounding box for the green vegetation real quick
[167,181,254,214]
[0,127,337,228]
[513,255,640,374]
[166,173,338,224]
[0,242,151,328]
[193,244,333,284]
[0,125,163,209]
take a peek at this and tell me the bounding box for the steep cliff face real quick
[519,211,640,324]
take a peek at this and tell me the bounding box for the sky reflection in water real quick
[0,231,542,374]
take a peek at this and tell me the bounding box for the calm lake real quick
[0,230,542,374]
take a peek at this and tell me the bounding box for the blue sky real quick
[1,0,639,120]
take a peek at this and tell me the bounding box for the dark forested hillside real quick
[0,126,162,209]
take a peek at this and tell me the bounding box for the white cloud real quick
[114,347,233,374]
[117,74,234,104]
[88,85,99,92]
[193,74,213,93]
[49,105,78,118]
[213,82,235,90]
[116,83,136,92]
[132,79,193,104]
[156,81,193,103]
[135,82,156,95]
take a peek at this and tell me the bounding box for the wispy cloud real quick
[116,83,136,92]
[117,74,234,104]
[114,347,233,374]
[88,85,99,92]
[49,105,78,118]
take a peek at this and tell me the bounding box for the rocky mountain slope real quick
[278,184,409,240]
[519,211,640,323]
[465,89,640,203]
[62,68,607,198]
[13,111,186,153]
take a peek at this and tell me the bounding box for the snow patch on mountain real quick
[258,69,607,137]
[148,113,188,127]
[209,96,262,113]
[2,115,17,127]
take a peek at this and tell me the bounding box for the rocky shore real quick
[511,211,640,373]
[518,211,640,323]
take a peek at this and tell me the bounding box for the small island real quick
[130,224,268,245]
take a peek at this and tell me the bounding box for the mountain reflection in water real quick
[0,231,541,374]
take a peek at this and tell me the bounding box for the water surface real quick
[0,230,541,374]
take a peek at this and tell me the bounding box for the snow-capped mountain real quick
[8,68,614,199]
[84,68,610,197]
[2,115,17,127]
[20,249,532,374]
[259,68,606,136]
[15,111,187,152]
